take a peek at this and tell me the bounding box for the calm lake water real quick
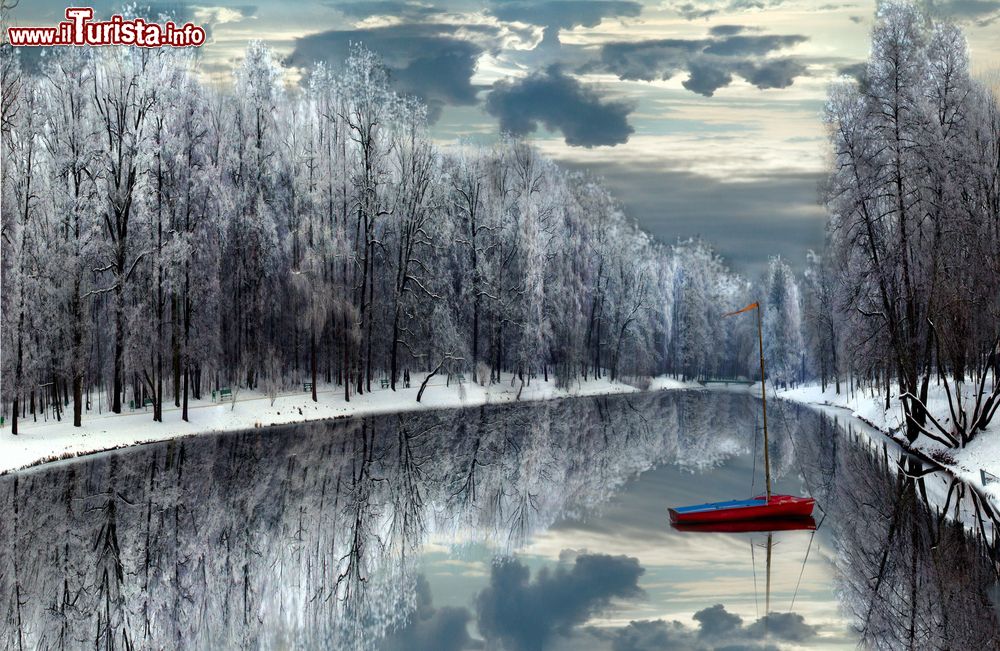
[1,391,997,650]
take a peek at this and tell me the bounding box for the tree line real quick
[2,42,809,433]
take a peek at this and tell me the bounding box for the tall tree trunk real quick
[366,239,374,393]
[12,309,24,435]
[172,293,181,407]
[343,311,350,402]
[112,281,124,414]
[311,329,318,402]
[390,310,400,391]
[71,280,84,427]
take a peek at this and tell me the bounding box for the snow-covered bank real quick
[778,383,1000,505]
[0,373,700,476]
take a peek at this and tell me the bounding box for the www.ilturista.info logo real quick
[7,7,207,47]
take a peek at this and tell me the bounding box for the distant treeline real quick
[1,42,812,432]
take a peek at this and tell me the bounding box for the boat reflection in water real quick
[671,516,817,533]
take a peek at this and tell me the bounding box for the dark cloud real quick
[475,553,644,651]
[709,24,752,36]
[694,603,744,638]
[380,575,473,651]
[554,160,825,276]
[930,0,1000,26]
[585,619,697,650]
[672,0,791,20]
[594,29,808,95]
[744,611,819,642]
[596,38,708,81]
[683,60,733,96]
[837,61,867,82]
[584,605,818,651]
[703,33,808,56]
[676,2,721,20]
[490,1,642,32]
[735,58,807,90]
[287,23,493,121]
[486,66,635,146]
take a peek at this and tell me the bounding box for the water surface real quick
[0,391,996,650]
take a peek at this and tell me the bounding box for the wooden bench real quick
[380,377,390,389]
[455,373,466,385]
[216,387,232,401]
[143,398,154,408]
[303,382,313,392]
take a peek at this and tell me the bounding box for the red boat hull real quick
[669,494,815,524]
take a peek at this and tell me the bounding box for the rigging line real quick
[789,513,826,612]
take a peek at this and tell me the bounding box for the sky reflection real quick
[418,444,857,650]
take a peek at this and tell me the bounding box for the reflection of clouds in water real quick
[390,552,830,650]
[476,554,644,651]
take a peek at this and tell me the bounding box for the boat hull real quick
[669,494,815,524]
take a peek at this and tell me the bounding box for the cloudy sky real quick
[11,0,1000,275]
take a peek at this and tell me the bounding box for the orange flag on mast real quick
[723,302,759,318]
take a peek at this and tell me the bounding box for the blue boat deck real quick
[671,498,766,514]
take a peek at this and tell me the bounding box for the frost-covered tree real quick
[824,2,1000,445]
[39,48,100,427]
[761,256,803,387]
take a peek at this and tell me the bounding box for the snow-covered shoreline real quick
[778,383,1000,506]
[0,373,700,476]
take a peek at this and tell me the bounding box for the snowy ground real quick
[778,382,1000,505]
[0,373,699,475]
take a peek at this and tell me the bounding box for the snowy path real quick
[0,374,698,475]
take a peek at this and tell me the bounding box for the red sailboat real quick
[669,301,815,526]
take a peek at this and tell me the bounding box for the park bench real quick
[380,377,390,389]
[303,382,313,392]
[143,398,154,408]
[455,373,466,385]
[213,387,233,402]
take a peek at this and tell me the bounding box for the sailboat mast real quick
[757,304,771,500]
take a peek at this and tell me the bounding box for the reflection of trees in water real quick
[0,394,685,649]
[788,405,1000,650]
[1,394,996,649]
